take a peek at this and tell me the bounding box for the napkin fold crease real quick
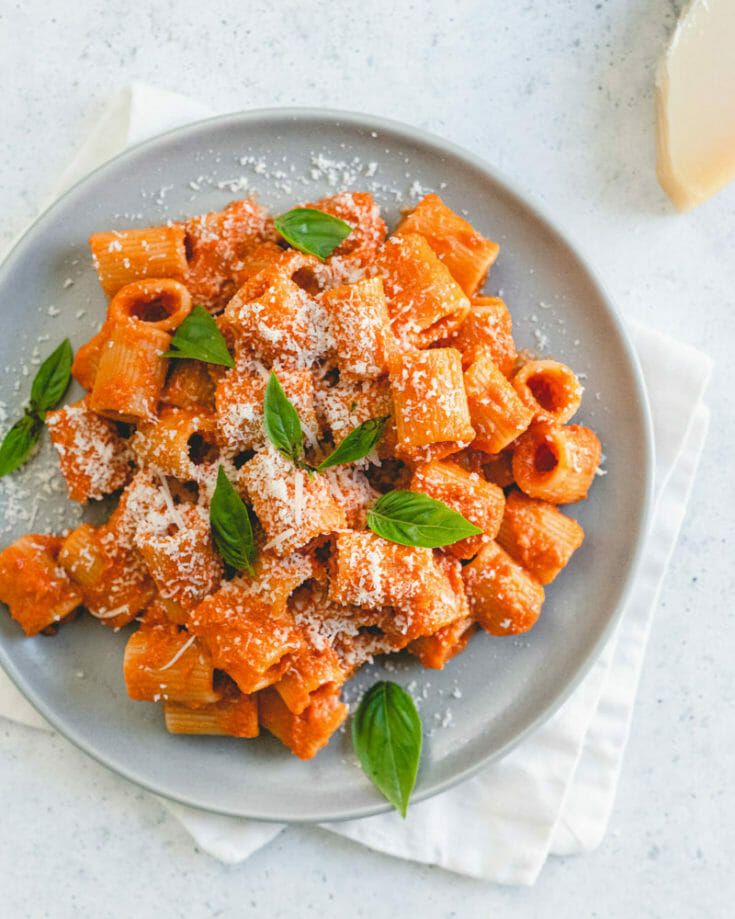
[0,85,712,886]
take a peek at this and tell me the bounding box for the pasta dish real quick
[0,190,601,772]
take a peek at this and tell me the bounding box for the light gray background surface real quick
[0,1,731,917]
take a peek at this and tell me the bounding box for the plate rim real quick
[0,106,655,822]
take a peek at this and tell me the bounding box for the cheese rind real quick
[656,0,735,211]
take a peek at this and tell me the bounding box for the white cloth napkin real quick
[0,84,713,886]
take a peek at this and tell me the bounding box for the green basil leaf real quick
[367,489,482,548]
[352,680,422,817]
[210,466,256,574]
[263,372,304,463]
[0,415,43,478]
[164,306,235,368]
[30,338,73,414]
[317,416,388,471]
[274,207,352,260]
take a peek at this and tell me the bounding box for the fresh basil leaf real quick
[0,339,72,477]
[317,416,388,471]
[0,415,43,478]
[163,306,235,368]
[367,489,482,548]
[210,466,256,574]
[274,207,352,261]
[263,372,304,463]
[352,680,422,817]
[30,338,73,414]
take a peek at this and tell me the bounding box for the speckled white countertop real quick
[0,1,732,916]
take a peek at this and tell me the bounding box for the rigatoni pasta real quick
[410,460,505,559]
[223,250,328,367]
[164,689,259,738]
[496,489,584,585]
[46,399,132,503]
[512,421,602,504]
[123,619,222,705]
[215,362,317,455]
[391,347,475,461]
[305,191,387,285]
[134,499,223,612]
[396,193,499,296]
[183,198,273,311]
[408,616,478,670]
[189,584,304,694]
[238,448,347,556]
[106,278,193,330]
[0,187,603,764]
[59,521,155,629]
[275,642,348,716]
[451,295,516,375]
[512,359,583,424]
[89,225,188,296]
[89,320,171,422]
[319,277,394,379]
[374,233,471,347]
[463,541,545,636]
[464,351,534,453]
[0,535,82,636]
[130,408,219,481]
[258,684,349,761]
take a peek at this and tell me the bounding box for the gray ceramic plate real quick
[0,109,653,821]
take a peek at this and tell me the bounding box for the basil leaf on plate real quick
[366,489,482,548]
[30,338,73,415]
[263,372,304,464]
[274,207,352,260]
[317,416,388,471]
[0,337,75,477]
[164,306,235,368]
[0,414,43,478]
[352,680,422,817]
[210,466,256,574]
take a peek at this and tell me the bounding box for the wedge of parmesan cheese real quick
[656,0,735,211]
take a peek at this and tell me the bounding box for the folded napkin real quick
[0,84,712,886]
